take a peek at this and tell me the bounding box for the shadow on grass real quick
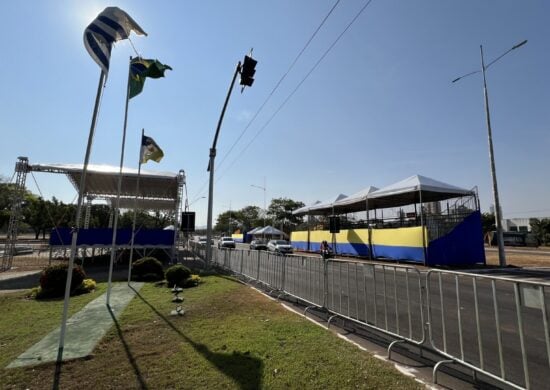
[107,306,148,389]
[131,286,263,389]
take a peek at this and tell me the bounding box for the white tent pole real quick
[57,70,106,364]
[107,57,133,305]
[127,128,144,285]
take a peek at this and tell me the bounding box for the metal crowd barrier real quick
[426,269,550,390]
[325,260,425,355]
[187,243,549,389]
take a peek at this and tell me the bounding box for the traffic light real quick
[240,55,257,87]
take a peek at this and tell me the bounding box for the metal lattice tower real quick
[173,170,186,256]
[2,157,29,271]
[83,195,94,229]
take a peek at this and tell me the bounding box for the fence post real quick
[256,251,260,281]
[323,258,329,309]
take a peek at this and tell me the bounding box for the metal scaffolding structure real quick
[1,157,186,271]
[1,157,29,271]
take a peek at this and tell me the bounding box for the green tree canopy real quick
[267,197,305,233]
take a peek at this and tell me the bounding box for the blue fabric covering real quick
[427,211,486,266]
[372,245,425,262]
[293,240,424,261]
[49,228,174,246]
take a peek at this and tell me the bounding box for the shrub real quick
[39,264,86,297]
[165,264,191,287]
[184,274,201,288]
[132,257,164,281]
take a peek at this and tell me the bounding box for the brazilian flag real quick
[129,58,172,99]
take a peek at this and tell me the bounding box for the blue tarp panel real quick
[427,211,486,266]
[49,228,175,247]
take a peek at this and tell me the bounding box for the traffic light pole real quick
[205,61,241,268]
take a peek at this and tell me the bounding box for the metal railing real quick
[426,269,550,389]
[326,260,425,352]
[188,243,550,389]
[191,244,425,354]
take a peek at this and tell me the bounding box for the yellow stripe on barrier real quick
[371,226,425,248]
[291,226,426,248]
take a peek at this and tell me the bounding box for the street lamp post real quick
[453,40,527,267]
[251,178,266,227]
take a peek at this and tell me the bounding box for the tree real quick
[530,218,550,246]
[214,210,241,235]
[237,205,262,230]
[22,195,49,239]
[481,212,496,235]
[267,198,305,233]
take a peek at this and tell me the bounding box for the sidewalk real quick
[7,282,143,368]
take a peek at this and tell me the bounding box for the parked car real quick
[267,239,293,254]
[250,239,268,251]
[218,236,236,249]
[198,237,213,245]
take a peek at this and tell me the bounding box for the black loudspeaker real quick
[181,212,196,232]
[329,216,340,233]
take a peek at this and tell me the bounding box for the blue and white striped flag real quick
[84,7,147,75]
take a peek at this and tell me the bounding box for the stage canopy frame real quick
[1,157,185,271]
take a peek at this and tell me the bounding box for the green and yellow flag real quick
[129,58,172,99]
[140,134,164,163]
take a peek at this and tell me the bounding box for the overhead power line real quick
[190,0,342,201]
[216,0,375,184]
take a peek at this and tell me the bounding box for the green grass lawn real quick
[0,276,421,389]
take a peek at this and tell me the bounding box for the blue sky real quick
[1,1,549,226]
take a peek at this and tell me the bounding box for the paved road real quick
[212,246,550,389]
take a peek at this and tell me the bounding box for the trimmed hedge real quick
[39,264,87,298]
[132,257,164,281]
[165,265,191,287]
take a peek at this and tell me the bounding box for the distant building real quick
[503,218,531,232]
[502,217,550,232]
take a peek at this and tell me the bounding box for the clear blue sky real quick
[1,1,549,226]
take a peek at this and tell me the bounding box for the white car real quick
[197,237,213,245]
[218,237,236,249]
[267,240,293,254]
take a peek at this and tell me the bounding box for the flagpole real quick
[57,70,106,364]
[106,56,133,305]
[127,128,144,284]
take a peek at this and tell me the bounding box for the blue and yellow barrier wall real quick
[291,227,426,262]
[232,233,244,243]
[291,211,485,266]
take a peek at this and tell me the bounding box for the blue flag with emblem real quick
[84,7,147,75]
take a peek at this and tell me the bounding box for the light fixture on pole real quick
[205,51,258,268]
[452,39,527,267]
[251,179,267,227]
[188,196,206,208]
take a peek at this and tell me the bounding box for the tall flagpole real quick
[107,56,133,305]
[57,70,106,363]
[128,128,144,284]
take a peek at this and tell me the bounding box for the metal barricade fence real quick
[240,249,260,280]
[426,269,550,390]
[283,255,325,307]
[326,260,425,348]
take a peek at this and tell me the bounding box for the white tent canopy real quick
[305,193,348,215]
[331,186,379,214]
[291,175,474,215]
[252,225,287,238]
[367,175,473,209]
[291,200,322,215]
[30,163,181,211]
